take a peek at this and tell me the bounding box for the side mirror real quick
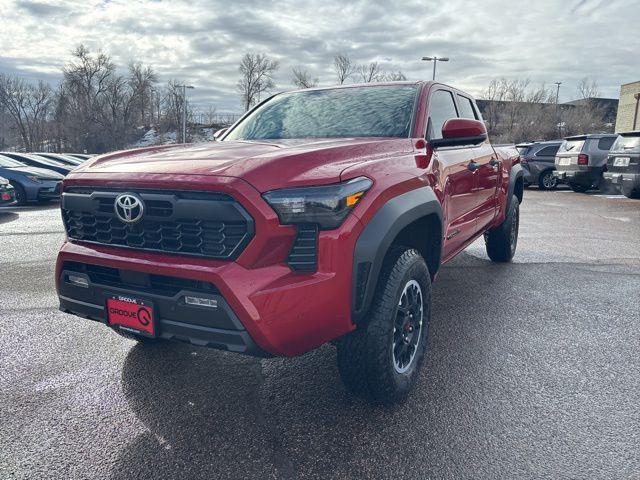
[430,118,487,148]
[213,128,228,141]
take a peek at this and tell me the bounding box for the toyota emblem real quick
[114,193,144,224]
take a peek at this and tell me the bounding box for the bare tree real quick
[291,67,318,89]
[333,54,353,85]
[379,71,407,82]
[577,77,600,99]
[357,62,381,83]
[129,62,157,127]
[237,53,279,111]
[0,74,54,151]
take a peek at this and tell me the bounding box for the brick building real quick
[615,81,640,132]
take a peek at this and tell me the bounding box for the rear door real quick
[427,89,476,258]
[456,94,499,231]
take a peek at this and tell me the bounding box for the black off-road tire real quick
[622,184,640,199]
[485,195,519,262]
[569,182,589,193]
[9,182,26,205]
[337,247,431,405]
[538,170,558,190]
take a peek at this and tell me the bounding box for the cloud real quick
[0,0,639,111]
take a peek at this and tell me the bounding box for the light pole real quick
[177,84,194,143]
[421,56,450,81]
[554,82,562,138]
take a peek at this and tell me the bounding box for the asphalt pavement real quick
[1,189,639,479]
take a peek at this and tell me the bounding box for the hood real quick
[8,166,65,178]
[73,138,413,191]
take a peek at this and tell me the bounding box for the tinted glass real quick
[225,85,418,140]
[456,95,477,120]
[536,145,560,157]
[611,135,640,152]
[0,156,25,167]
[597,136,616,151]
[516,146,531,155]
[558,139,585,153]
[429,90,458,139]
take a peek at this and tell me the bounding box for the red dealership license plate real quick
[106,295,155,337]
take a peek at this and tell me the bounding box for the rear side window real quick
[597,136,616,151]
[428,90,458,139]
[535,145,560,157]
[456,95,478,120]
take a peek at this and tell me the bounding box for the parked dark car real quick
[553,134,618,192]
[35,152,84,166]
[0,176,17,206]
[517,140,563,190]
[0,155,64,204]
[0,152,73,176]
[603,131,640,198]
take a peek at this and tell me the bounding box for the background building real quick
[615,81,640,132]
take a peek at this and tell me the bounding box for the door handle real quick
[489,158,501,167]
[467,161,480,172]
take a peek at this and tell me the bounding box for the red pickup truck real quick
[56,82,523,404]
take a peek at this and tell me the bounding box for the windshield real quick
[225,85,418,141]
[611,135,640,153]
[0,156,26,168]
[516,146,531,155]
[558,139,585,153]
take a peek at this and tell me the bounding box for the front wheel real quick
[538,170,558,190]
[337,247,431,405]
[485,195,519,262]
[9,182,27,205]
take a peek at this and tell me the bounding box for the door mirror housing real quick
[429,118,487,148]
[213,128,228,141]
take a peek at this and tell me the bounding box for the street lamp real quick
[421,56,450,81]
[176,84,194,143]
[554,82,562,138]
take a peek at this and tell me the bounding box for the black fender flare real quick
[351,186,442,323]
[506,163,524,212]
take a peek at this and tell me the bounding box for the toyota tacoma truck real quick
[56,82,523,404]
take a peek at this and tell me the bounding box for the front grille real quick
[61,188,254,260]
[287,224,318,272]
[63,261,217,297]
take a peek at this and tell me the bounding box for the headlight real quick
[263,177,373,230]
[0,177,8,185]
[26,175,42,183]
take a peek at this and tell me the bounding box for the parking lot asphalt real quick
[1,189,639,480]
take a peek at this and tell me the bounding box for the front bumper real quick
[56,214,361,357]
[37,181,62,200]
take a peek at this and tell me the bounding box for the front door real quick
[427,89,477,258]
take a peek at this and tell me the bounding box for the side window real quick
[456,94,478,120]
[535,146,559,157]
[597,136,616,151]
[428,90,458,139]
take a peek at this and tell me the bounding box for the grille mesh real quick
[61,189,253,260]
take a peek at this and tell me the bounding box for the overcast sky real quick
[1,0,638,112]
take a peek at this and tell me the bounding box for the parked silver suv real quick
[553,134,617,192]
[517,140,562,190]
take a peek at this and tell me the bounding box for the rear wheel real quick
[622,184,640,199]
[337,247,431,405]
[9,182,26,205]
[485,195,519,262]
[569,182,589,193]
[538,170,558,190]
